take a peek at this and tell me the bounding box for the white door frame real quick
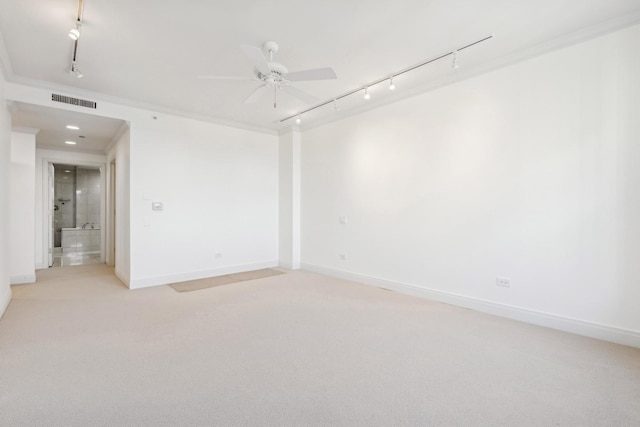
[47,163,55,267]
[41,158,107,267]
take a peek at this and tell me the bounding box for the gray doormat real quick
[169,268,284,292]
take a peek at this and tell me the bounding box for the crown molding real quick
[0,28,13,81]
[104,121,130,154]
[293,13,640,133]
[6,75,279,136]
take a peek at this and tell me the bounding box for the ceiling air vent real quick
[51,93,97,109]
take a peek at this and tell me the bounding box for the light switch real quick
[152,202,163,211]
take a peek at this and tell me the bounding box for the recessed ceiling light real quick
[64,170,71,173]
[65,141,77,145]
[66,125,80,130]
[79,135,86,138]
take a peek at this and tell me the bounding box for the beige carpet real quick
[1,264,639,426]
[169,268,283,292]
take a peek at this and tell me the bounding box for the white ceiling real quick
[1,0,640,137]
[10,102,125,153]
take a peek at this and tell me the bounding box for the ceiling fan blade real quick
[281,85,319,105]
[198,75,258,81]
[286,67,337,82]
[240,45,271,76]
[244,85,269,103]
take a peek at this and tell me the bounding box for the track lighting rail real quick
[280,34,493,124]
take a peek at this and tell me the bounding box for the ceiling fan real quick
[199,41,337,108]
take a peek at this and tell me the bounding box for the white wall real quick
[0,70,11,318]
[6,82,279,289]
[10,130,36,283]
[127,114,279,288]
[279,129,301,269]
[301,24,640,346]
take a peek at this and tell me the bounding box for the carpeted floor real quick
[0,264,639,426]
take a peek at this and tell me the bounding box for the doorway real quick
[50,163,103,267]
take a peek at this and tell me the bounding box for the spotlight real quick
[452,50,459,70]
[70,63,83,78]
[364,87,370,100]
[68,27,80,40]
[295,114,301,124]
[389,77,395,90]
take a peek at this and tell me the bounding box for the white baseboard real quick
[278,261,300,270]
[0,285,11,320]
[128,260,279,289]
[10,273,36,285]
[115,268,130,288]
[301,263,640,349]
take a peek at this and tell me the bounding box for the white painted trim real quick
[11,126,39,134]
[115,268,130,288]
[301,263,640,349]
[6,77,278,136]
[0,286,12,320]
[294,15,640,134]
[10,273,36,285]
[128,260,280,290]
[0,28,13,80]
[278,261,301,270]
[104,121,130,155]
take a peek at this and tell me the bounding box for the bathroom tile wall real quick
[53,167,75,247]
[76,168,100,228]
[61,229,100,254]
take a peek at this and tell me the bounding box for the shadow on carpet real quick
[169,268,283,292]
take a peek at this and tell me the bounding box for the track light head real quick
[389,77,396,91]
[70,62,83,78]
[364,87,370,100]
[295,114,301,124]
[69,20,82,40]
[452,50,460,70]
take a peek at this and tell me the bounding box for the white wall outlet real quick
[152,202,163,211]
[339,215,348,224]
[339,253,347,260]
[496,277,511,287]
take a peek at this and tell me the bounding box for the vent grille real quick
[51,93,97,109]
